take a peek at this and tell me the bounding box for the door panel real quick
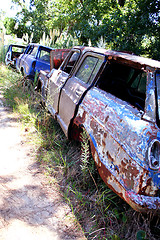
[35,49,51,72]
[46,50,81,117]
[47,70,69,116]
[57,77,87,135]
[57,54,105,137]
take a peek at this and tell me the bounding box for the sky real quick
[0,0,20,18]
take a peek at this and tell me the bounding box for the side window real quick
[130,72,147,94]
[30,46,38,57]
[76,56,103,84]
[12,46,25,54]
[39,49,50,62]
[63,51,80,74]
[97,62,147,110]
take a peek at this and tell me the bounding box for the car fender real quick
[72,87,160,212]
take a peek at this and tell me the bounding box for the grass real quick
[0,64,159,240]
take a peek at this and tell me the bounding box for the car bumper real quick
[125,190,160,213]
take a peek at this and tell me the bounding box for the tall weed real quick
[0,45,7,63]
[40,29,79,48]
[80,130,91,186]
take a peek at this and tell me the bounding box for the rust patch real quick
[107,151,114,163]
[105,115,109,123]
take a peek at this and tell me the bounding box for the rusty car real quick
[37,46,160,213]
[5,44,26,68]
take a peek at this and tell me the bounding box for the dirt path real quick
[0,92,86,240]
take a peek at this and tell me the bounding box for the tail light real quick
[148,139,160,170]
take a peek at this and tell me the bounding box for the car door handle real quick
[75,89,82,96]
[60,79,66,84]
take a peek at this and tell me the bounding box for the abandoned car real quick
[37,46,160,213]
[5,44,26,68]
[16,43,53,79]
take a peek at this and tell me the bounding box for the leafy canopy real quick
[4,0,160,60]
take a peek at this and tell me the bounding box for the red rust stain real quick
[102,140,105,148]
[121,159,141,190]
[129,165,139,176]
[107,151,114,162]
[123,178,134,190]
[121,160,127,167]
[115,165,120,174]
[82,111,87,120]
[104,132,107,138]
[138,176,152,196]
[90,119,98,136]
[105,116,109,123]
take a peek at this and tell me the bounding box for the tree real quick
[4,0,160,60]
[4,17,28,38]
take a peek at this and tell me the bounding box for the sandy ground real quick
[0,92,86,240]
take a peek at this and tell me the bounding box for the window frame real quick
[73,52,105,85]
[38,48,51,62]
[61,49,81,75]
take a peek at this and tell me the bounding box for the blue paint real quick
[147,104,152,112]
[157,131,160,141]
[149,169,160,187]
[85,64,89,69]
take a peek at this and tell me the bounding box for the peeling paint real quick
[39,46,160,212]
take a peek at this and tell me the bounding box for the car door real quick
[5,45,12,65]
[16,45,29,71]
[47,49,81,117]
[19,45,38,76]
[18,44,32,69]
[35,47,51,73]
[57,52,105,137]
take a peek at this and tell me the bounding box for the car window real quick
[30,46,38,57]
[76,56,103,84]
[97,62,147,110]
[130,72,146,94]
[12,46,25,53]
[39,49,50,62]
[63,51,80,74]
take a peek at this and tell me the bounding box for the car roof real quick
[10,44,26,48]
[27,43,53,50]
[72,46,160,70]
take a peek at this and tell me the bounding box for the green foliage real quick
[0,45,7,63]
[136,230,148,240]
[111,234,121,240]
[4,17,28,39]
[40,30,79,48]
[6,0,159,59]
[80,130,91,185]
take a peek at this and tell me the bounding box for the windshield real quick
[156,72,160,122]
